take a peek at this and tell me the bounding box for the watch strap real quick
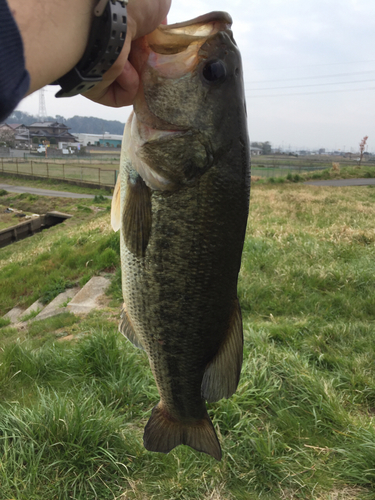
[54,0,128,98]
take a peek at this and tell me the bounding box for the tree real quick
[262,141,272,155]
[358,136,368,166]
[250,141,272,155]
[0,128,15,148]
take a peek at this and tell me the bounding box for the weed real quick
[76,204,92,213]
[40,278,74,304]
[20,309,41,322]
[0,189,8,196]
[0,317,11,328]
[93,194,107,203]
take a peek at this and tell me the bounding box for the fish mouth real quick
[148,11,233,56]
[131,11,233,80]
[131,11,233,139]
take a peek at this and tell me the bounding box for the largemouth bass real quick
[111,11,250,461]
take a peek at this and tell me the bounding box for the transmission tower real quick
[38,88,47,122]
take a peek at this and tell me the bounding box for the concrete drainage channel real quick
[0,211,72,248]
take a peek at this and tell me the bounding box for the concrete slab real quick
[3,306,24,323]
[34,287,79,321]
[22,299,45,319]
[67,276,111,315]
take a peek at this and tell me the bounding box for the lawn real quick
[0,179,374,499]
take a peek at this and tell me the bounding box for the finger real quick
[110,60,140,107]
[84,60,139,107]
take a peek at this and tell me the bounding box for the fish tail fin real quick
[143,402,222,461]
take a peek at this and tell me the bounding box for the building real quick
[73,132,123,148]
[28,121,77,145]
[0,123,30,147]
[250,146,262,156]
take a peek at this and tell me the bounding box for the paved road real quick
[305,178,375,187]
[0,183,112,199]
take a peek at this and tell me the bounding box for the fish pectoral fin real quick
[143,401,222,461]
[110,174,121,232]
[119,307,145,350]
[123,173,152,258]
[201,298,243,403]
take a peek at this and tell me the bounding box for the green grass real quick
[0,182,375,499]
[0,171,114,195]
[253,164,375,183]
[0,191,120,315]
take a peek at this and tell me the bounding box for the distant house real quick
[28,121,77,144]
[0,122,30,147]
[250,146,262,156]
[8,123,30,146]
[0,123,13,133]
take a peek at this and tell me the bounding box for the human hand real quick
[83,0,171,107]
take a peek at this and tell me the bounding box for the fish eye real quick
[202,59,226,83]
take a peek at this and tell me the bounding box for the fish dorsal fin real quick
[111,174,121,232]
[201,298,243,402]
[119,307,145,350]
[123,172,152,258]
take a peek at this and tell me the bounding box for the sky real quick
[16,0,375,152]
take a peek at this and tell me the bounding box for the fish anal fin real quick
[202,298,243,402]
[123,173,152,258]
[110,174,121,232]
[143,402,222,461]
[119,307,144,350]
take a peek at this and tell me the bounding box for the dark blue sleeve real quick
[0,0,30,122]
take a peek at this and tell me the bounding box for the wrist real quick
[54,1,129,98]
[8,0,97,94]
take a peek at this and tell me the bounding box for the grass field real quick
[1,158,119,187]
[0,175,374,499]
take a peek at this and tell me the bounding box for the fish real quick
[111,11,250,461]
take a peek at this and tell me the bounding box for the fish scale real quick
[111,11,250,461]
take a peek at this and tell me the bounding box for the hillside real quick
[0,180,375,499]
[6,110,126,135]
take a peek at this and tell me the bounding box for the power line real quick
[246,78,375,91]
[244,70,375,85]
[240,58,375,71]
[245,86,375,98]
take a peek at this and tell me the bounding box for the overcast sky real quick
[17,0,375,152]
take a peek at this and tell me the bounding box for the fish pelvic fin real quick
[119,307,144,351]
[123,172,152,258]
[143,402,222,461]
[201,298,243,403]
[110,174,121,232]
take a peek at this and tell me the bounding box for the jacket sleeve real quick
[0,0,30,122]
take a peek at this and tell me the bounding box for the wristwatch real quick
[54,0,128,98]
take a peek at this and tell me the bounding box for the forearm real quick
[7,0,97,94]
